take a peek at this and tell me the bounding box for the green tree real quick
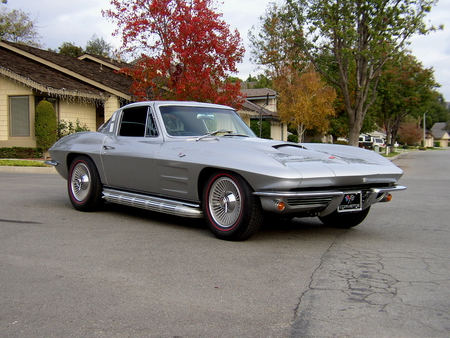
[423,94,450,127]
[85,34,112,58]
[251,0,441,146]
[0,7,42,47]
[58,42,84,57]
[249,2,303,75]
[35,99,57,154]
[375,51,438,149]
[243,74,274,89]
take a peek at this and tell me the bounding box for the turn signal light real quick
[276,201,286,211]
[385,193,393,202]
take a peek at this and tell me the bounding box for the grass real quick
[0,159,51,167]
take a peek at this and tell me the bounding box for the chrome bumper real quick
[44,159,59,166]
[254,185,406,216]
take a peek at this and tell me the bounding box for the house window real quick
[10,96,30,137]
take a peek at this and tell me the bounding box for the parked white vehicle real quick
[372,137,385,148]
[359,134,385,149]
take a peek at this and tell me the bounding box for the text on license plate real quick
[338,192,362,212]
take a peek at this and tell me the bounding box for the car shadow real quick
[99,202,347,241]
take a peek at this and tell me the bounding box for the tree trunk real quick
[297,123,306,143]
[347,107,364,147]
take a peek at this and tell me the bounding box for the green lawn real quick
[0,160,51,167]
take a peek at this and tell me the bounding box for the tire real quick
[319,207,371,229]
[202,172,263,241]
[68,156,104,211]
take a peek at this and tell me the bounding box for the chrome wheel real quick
[208,176,242,228]
[70,162,91,202]
[203,172,264,241]
[68,156,103,211]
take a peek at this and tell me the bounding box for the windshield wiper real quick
[196,129,233,141]
[223,133,249,138]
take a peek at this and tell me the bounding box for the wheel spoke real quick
[70,163,91,202]
[208,176,242,228]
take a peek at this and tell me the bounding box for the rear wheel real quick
[203,172,263,241]
[68,156,103,211]
[319,207,370,229]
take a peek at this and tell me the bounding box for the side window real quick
[119,107,148,137]
[146,113,158,137]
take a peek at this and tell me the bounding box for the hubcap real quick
[70,163,91,202]
[209,177,242,228]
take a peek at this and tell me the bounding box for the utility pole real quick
[423,111,428,147]
[259,93,269,138]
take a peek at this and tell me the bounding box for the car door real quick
[100,105,163,194]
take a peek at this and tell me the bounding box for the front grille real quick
[287,196,334,207]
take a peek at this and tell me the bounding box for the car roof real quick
[121,101,234,111]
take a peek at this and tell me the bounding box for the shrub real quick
[250,120,271,139]
[35,99,57,151]
[288,134,298,143]
[57,119,90,139]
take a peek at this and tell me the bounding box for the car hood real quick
[187,137,403,188]
[267,141,403,186]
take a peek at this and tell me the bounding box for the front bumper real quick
[254,185,406,217]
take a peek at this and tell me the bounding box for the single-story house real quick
[430,122,450,147]
[0,40,135,148]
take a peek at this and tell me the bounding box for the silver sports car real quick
[47,101,405,240]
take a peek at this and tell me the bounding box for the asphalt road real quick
[0,150,449,337]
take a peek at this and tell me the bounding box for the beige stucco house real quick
[0,40,133,148]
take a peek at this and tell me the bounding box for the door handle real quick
[103,145,115,150]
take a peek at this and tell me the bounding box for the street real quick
[0,150,449,337]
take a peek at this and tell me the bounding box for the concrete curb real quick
[0,166,57,174]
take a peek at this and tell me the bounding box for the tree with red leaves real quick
[103,0,245,107]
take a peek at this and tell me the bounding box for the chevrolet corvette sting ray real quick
[47,101,406,241]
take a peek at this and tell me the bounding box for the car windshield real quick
[160,106,256,137]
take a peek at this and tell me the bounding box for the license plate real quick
[338,192,362,212]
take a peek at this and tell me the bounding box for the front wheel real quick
[68,156,103,211]
[202,172,263,241]
[318,207,371,229]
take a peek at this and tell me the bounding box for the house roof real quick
[0,41,280,118]
[241,88,277,100]
[240,100,277,117]
[0,40,133,101]
[431,122,450,140]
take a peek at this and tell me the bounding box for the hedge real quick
[0,147,44,159]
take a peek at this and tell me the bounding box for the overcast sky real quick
[5,0,450,100]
